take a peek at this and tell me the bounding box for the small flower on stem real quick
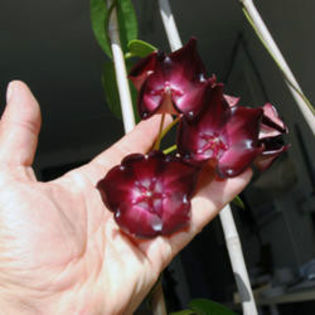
[177,84,264,177]
[255,103,289,170]
[129,38,208,119]
[260,103,288,138]
[97,151,199,238]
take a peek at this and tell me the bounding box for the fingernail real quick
[6,81,15,103]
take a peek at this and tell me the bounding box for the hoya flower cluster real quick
[97,38,288,238]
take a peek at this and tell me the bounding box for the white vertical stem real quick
[240,0,315,135]
[158,1,257,314]
[158,0,182,51]
[151,280,167,315]
[107,0,135,133]
[107,1,166,313]
[220,206,257,315]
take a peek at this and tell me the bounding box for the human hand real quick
[0,81,251,314]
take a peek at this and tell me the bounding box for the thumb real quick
[0,81,41,167]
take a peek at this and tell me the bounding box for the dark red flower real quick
[129,38,208,119]
[177,84,264,177]
[128,51,158,91]
[220,95,289,170]
[254,103,289,170]
[97,151,199,238]
[260,103,288,138]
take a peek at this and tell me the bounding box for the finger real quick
[139,169,252,271]
[95,114,173,166]
[82,114,172,184]
[190,168,252,234]
[0,81,41,166]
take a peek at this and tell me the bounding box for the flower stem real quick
[240,0,315,136]
[160,116,180,139]
[243,7,314,114]
[151,278,167,315]
[107,0,119,26]
[154,115,180,151]
[158,0,182,50]
[163,144,177,155]
[107,0,135,133]
[154,114,166,150]
[220,206,257,314]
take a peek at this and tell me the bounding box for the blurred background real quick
[0,1,314,314]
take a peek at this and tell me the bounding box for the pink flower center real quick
[133,178,165,216]
[151,81,184,98]
[197,132,228,159]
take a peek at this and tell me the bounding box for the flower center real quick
[134,178,165,216]
[197,132,228,159]
[145,191,153,197]
[151,81,184,98]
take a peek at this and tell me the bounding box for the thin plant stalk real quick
[150,279,167,315]
[158,0,182,51]
[154,113,166,150]
[163,144,177,155]
[158,1,258,314]
[160,116,180,140]
[220,206,257,314]
[107,1,167,314]
[107,0,135,133]
[240,0,315,136]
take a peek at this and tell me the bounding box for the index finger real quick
[81,114,172,185]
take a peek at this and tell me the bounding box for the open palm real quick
[0,81,251,314]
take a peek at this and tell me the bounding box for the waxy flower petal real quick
[254,104,289,171]
[177,84,230,162]
[224,94,240,108]
[254,136,290,171]
[260,103,288,138]
[128,52,157,91]
[97,151,199,238]
[216,106,264,177]
[129,38,208,119]
[177,84,264,177]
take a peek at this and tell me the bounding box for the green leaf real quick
[90,0,112,58]
[102,60,121,118]
[170,310,196,315]
[232,195,246,210]
[125,59,140,122]
[117,0,138,52]
[127,39,157,57]
[189,299,237,315]
[102,60,140,122]
[91,0,138,57]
